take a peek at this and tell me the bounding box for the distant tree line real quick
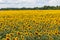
[0,6,60,10]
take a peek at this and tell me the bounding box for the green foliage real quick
[0,6,60,10]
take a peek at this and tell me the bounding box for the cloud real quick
[0,0,38,8]
[0,0,59,8]
[46,0,58,6]
[0,0,37,4]
[0,0,3,2]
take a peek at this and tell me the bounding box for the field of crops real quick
[0,10,60,40]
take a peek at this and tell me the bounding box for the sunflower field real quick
[0,10,60,40]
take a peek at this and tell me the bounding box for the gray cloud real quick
[0,0,59,8]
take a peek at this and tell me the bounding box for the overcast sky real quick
[0,0,59,8]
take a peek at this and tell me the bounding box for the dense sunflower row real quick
[0,10,60,40]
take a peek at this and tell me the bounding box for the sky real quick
[0,0,59,8]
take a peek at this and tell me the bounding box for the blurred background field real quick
[0,10,60,40]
